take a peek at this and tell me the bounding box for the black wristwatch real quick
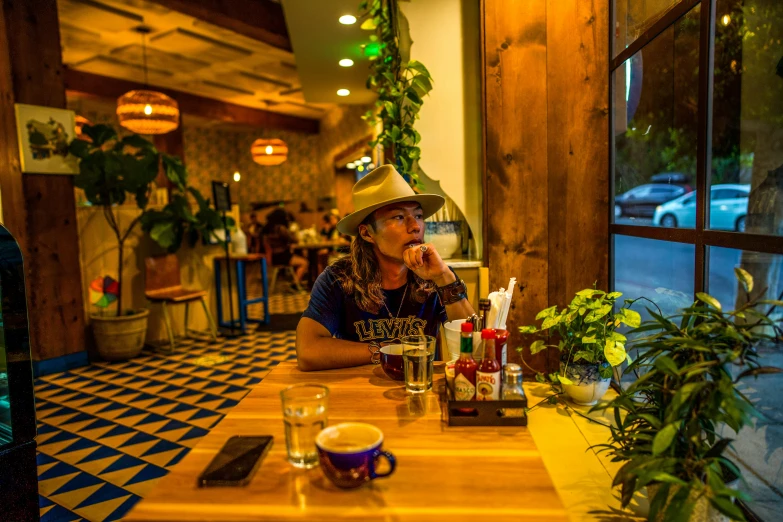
[436,278,468,305]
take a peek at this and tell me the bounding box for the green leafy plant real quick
[593,268,782,521]
[69,125,229,316]
[139,156,231,253]
[518,288,642,385]
[359,0,433,191]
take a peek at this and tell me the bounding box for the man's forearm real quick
[296,336,371,371]
[433,270,475,322]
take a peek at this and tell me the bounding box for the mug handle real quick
[369,449,396,479]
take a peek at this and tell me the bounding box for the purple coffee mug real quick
[315,423,396,489]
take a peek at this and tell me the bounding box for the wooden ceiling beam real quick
[64,68,319,134]
[145,0,291,52]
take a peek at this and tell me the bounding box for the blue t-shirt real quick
[302,265,449,344]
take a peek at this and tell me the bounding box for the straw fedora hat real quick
[337,165,444,235]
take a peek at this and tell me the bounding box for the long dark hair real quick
[330,219,435,313]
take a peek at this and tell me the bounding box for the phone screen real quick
[198,435,273,487]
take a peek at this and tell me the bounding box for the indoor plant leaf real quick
[696,292,722,311]
[652,422,679,456]
[733,267,753,293]
[604,340,627,367]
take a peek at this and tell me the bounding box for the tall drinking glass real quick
[280,384,329,469]
[401,335,436,393]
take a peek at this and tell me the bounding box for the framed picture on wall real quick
[14,103,79,175]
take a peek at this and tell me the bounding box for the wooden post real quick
[1,0,87,361]
[483,0,609,375]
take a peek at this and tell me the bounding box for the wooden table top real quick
[124,363,568,522]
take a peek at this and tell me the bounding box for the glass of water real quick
[280,384,329,469]
[401,335,436,393]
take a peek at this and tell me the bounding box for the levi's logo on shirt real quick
[353,315,428,342]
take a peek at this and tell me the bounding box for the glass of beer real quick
[401,335,436,393]
[280,384,329,468]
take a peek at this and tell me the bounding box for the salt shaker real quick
[501,364,525,417]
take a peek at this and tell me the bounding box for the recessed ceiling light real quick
[357,165,365,172]
[346,162,356,169]
[339,58,354,67]
[337,89,350,96]
[233,171,241,182]
[361,156,371,163]
[339,15,356,25]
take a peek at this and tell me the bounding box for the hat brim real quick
[337,194,445,235]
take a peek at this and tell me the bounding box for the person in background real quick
[263,208,309,288]
[320,211,340,240]
[247,212,263,254]
[296,165,474,371]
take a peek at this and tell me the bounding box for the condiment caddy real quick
[441,323,527,427]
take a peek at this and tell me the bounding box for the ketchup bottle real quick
[476,329,501,401]
[454,322,478,401]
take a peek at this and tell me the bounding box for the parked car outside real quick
[652,184,750,231]
[614,183,688,218]
[650,172,693,192]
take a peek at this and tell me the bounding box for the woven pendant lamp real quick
[116,27,179,135]
[251,138,288,165]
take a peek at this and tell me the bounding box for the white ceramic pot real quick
[425,221,462,259]
[559,361,611,406]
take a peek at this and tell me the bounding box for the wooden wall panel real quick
[546,1,609,309]
[483,0,550,371]
[2,0,86,360]
[0,1,27,248]
[483,0,610,374]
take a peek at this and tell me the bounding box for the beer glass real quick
[280,384,329,468]
[401,335,436,393]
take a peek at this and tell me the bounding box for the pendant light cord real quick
[142,31,149,87]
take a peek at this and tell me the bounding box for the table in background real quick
[125,363,568,522]
[294,240,348,284]
[213,253,270,332]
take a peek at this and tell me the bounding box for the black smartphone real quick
[197,435,273,487]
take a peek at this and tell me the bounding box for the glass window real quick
[711,0,783,236]
[613,235,695,319]
[613,4,701,226]
[613,0,686,58]
[707,247,783,522]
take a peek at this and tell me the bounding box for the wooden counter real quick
[124,363,568,521]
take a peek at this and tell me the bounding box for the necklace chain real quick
[383,284,408,320]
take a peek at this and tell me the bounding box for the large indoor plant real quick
[69,124,227,360]
[360,0,433,192]
[518,288,641,405]
[593,269,782,521]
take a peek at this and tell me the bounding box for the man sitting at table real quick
[296,165,474,371]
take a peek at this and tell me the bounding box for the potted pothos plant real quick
[360,0,434,192]
[518,288,642,405]
[593,268,782,521]
[69,124,228,360]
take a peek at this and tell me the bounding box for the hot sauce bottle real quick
[476,329,501,401]
[453,322,477,401]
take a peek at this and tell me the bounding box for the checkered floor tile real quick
[244,275,310,317]
[35,320,299,521]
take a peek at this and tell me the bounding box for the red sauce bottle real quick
[454,322,478,401]
[476,329,501,401]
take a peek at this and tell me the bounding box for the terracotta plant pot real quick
[559,360,611,406]
[91,309,149,361]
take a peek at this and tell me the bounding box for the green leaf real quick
[576,288,598,297]
[696,292,722,310]
[541,314,561,330]
[709,497,746,521]
[518,325,537,334]
[150,221,177,248]
[652,422,679,456]
[733,267,754,293]
[607,291,623,299]
[558,375,574,385]
[573,350,595,363]
[68,139,92,159]
[585,304,612,323]
[581,335,597,344]
[529,340,546,355]
[81,124,117,147]
[535,305,557,320]
[406,60,431,77]
[653,356,679,375]
[604,340,627,366]
[619,308,641,328]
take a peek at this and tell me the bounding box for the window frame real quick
[609,2,782,520]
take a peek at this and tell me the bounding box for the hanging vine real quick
[360,0,433,191]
